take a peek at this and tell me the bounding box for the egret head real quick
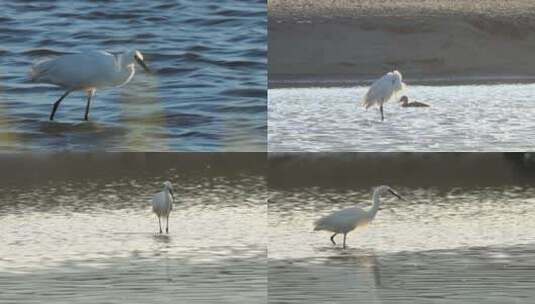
[163,181,174,199]
[375,185,404,200]
[123,49,151,73]
[392,70,404,92]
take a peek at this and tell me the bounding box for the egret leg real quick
[49,90,71,121]
[158,216,162,234]
[343,233,347,249]
[330,233,337,245]
[380,105,384,121]
[84,89,95,121]
[165,215,169,234]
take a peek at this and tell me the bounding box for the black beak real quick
[168,188,174,200]
[389,189,405,201]
[135,56,151,73]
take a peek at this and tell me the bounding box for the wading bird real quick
[314,185,404,249]
[30,49,150,121]
[399,96,429,107]
[151,181,174,234]
[362,70,406,121]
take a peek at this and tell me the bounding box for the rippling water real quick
[269,186,535,303]
[0,0,266,151]
[0,156,267,303]
[268,83,535,151]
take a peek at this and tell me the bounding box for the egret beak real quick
[135,56,151,73]
[389,189,405,201]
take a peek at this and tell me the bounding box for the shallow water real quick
[0,167,267,303]
[269,186,535,303]
[268,83,535,151]
[0,0,266,151]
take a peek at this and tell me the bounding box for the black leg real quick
[49,90,71,121]
[84,91,93,121]
[343,233,347,249]
[380,105,384,121]
[330,233,337,245]
[166,215,169,234]
[158,216,162,234]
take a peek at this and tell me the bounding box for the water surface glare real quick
[268,186,535,303]
[0,175,267,303]
[268,84,535,151]
[0,0,266,151]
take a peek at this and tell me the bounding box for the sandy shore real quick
[269,0,535,86]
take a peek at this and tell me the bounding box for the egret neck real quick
[114,53,136,87]
[368,190,381,219]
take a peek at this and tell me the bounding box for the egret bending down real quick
[362,70,406,121]
[30,49,150,121]
[152,181,174,234]
[314,185,403,249]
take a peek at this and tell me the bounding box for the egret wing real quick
[362,72,396,108]
[31,51,117,90]
[315,206,368,232]
[151,191,166,213]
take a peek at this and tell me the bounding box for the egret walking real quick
[30,49,150,121]
[151,181,174,234]
[399,96,429,107]
[362,70,406,121]
[314,185,404,249]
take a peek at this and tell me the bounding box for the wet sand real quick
[269,0,535,86]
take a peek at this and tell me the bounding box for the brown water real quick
[268,155,535,303]
[0,154,267,303]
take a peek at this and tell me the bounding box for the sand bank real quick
[269,0,535,86]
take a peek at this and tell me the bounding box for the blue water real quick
[0,0,266,151]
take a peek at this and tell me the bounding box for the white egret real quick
[314,185,404,249]
[399,95,429,107]
[362,70,406,121]
[30,49,151,121]
[151,181,174,234]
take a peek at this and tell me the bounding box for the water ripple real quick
[0,0,266,151]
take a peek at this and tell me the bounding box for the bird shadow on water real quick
[34,120,128,149]
[152,233,172,244]
[313,246,382,288]
[39,120,108,134]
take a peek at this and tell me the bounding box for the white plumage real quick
[362,70,406,121]
[30,49,150,121]
[151,181,174,234]
[314,185,403,248]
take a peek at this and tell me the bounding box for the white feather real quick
[362,70,406,109]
